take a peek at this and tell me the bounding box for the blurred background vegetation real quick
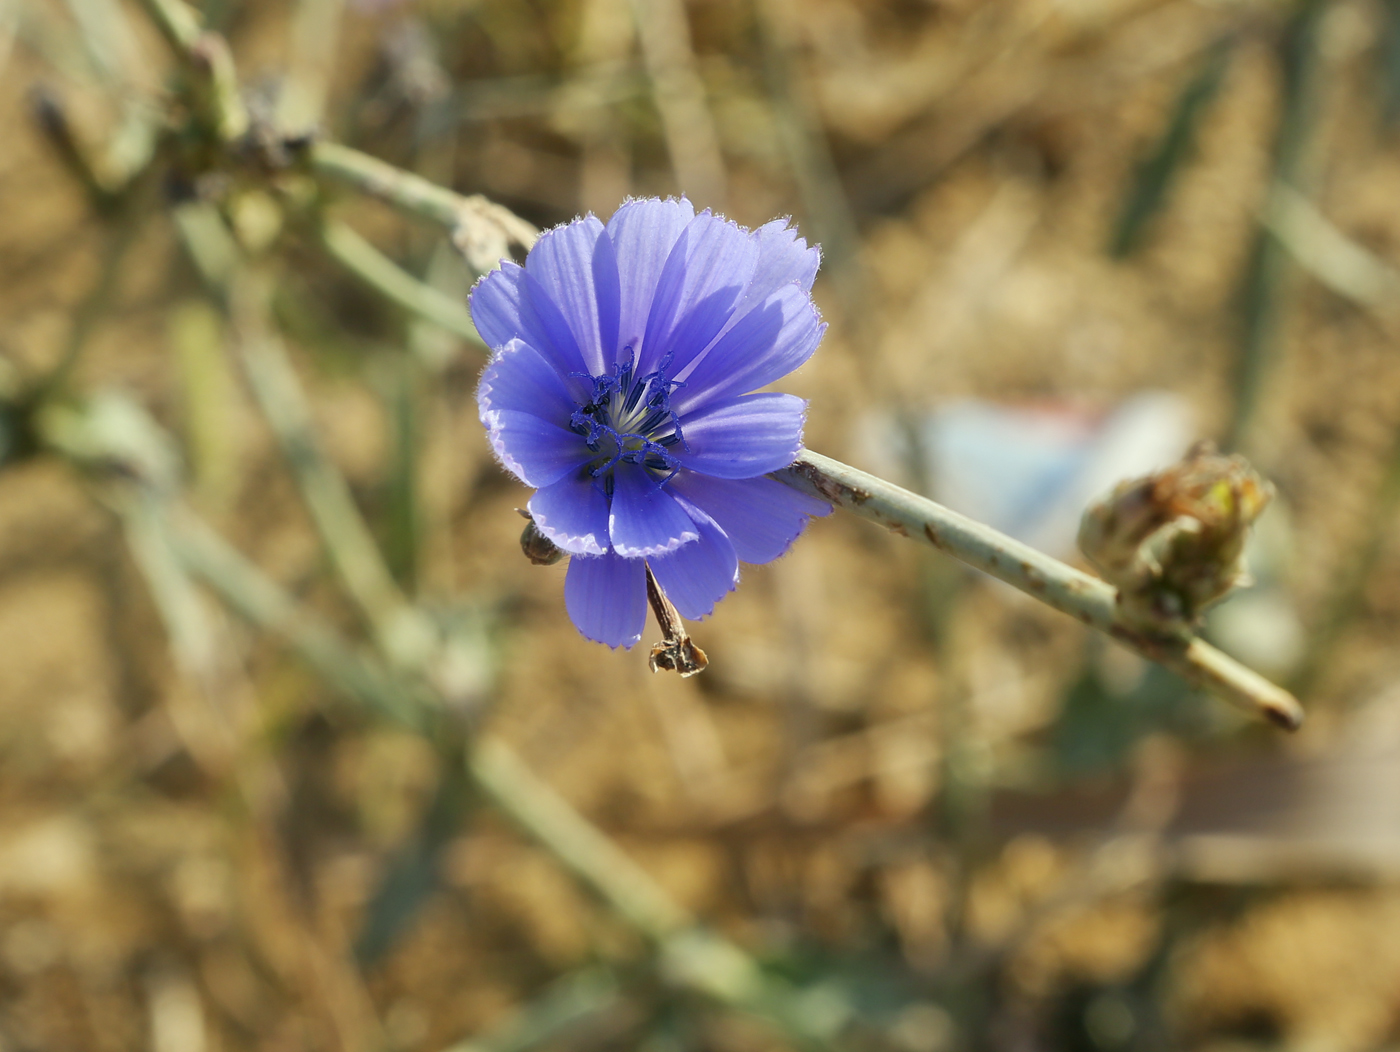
[2,0,1400,1049]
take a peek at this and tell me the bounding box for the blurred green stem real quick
[166,500,848,1047]
[1262,182,1400,310]
[1229,0,1326,454]
[628,0,727,207]
[227,268,439,668]
[275,0,345,136]
[383,354,423,590]
[310,141,539,263]
[1259,185,1400,696]
[755,0,861,297]
[1111,35,1234,258]
[133,0,246,141]
[772,451,1304,730]
[319,221,485,350]
[310,141,472,228]
[439,968,622,1052]
[135,0,200,50]
[37,207,144,397]
[1290,426,1400,697]
[166,505,434,730]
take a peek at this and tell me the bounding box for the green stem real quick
[309,141,539,256]
[319,221,484,349]
[36,210,144,396]
[274,0,345,135]
[438,968,621,1052]
[133,0,200,51]
[771,450,1304,730]
[132,0,247,141]
[1261,182,1400,313]
[468,737,691,938]
[1228,0,1326,453]
[165,506,435,730]
[1290,426,1400,697]
[165,501,845,1046]
[226,268,438,668]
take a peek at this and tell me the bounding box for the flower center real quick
[569,353,686,485]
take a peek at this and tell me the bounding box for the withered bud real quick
[644,564,709,677]
[648,638,709,677]
[1078,441,1274,635]
[516,509,564,565]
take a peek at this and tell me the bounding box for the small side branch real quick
[772,450,1304,731]
[308,141,539,268]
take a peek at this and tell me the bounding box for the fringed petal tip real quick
[529,473,611,556]
[649,499,740,621]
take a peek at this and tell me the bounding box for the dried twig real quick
[644,564,708,677]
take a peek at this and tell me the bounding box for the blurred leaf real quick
[378,353,422,592]
[1052,649,1199,777]
[1379,0,1400,127]
[169,299,240,510]
[1229,0,1327,452]
[1111,36,1234,258]
[355,749,470,968]
[442,967,621,1052]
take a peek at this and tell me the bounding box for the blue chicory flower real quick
[472,197,831,648]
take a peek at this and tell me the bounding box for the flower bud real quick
[1078,442,1274,635]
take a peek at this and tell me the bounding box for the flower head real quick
[473,197,831,648]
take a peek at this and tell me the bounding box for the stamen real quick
[572,357,688,482]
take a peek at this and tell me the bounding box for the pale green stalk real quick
[319,221,485,350]
[226,268,438,668]
[310,142,539,262]
[438,968,621,1052]
[38,375,852,1047]
[629,0,727,206]
[275,0,345,135]
[132,0,246,141]
[772,451,1304,730]
[1261,183,1400,315]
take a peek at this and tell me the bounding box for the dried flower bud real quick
[517,509,564,565]
[1077,441,1274,635]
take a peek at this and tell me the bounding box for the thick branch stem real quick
[308,142,539,264]
[772,450,1304,730]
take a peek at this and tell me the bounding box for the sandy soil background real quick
[2,0,1400,1049]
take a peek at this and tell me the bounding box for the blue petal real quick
[524,215,620,377]
[673,393,807,479]
[520,268,599,387]
[471,263,591,398]
[671,284,824,415]
[477,338,577,424]
[565,549,647,648]
[638,211,759,379]
[469,263,538,349]
[528,470,611,556]
[606,197,695,369]
[734,218,820,315]
[647,498,739,620]
[481,410,591,488]
[668,472,830,564]
[608,461,699,557]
